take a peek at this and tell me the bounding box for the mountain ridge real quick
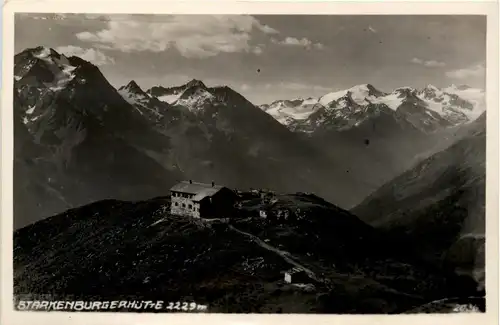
[259,83,485,134]
[12,46,487,233]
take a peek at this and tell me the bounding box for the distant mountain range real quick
[259,83,485,133]
[13,46,486,233]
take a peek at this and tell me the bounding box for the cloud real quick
[55,45,115,65]
[272,37,325,50]
[75,15,278,58]
[446,62,485,79]
[411,57,446,67]
[251,45,264,55]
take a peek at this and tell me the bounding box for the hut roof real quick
[170,181,225,201]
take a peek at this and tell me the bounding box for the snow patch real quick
[26,105,36,115]
[264,98,320,125]
[47,64,77,92]
[319,84,379,106]
[158,94,181,104]
[371,93,403,111]
[175,88,215,111]
[319,89,349,106]
[33,47,51,59]
[118,88,149,106]
[302,97,319,106]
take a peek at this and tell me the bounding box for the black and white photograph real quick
[4,8,497,319]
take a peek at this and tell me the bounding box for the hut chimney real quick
[212,181,215,187]
[189,180,192,184]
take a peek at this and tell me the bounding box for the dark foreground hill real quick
[14,194,483,313]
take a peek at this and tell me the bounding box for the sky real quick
[14,14,486,104]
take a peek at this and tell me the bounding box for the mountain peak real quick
[448,84,473,91]
[394,86,416,96]
[425,84,440,91]
[348,83,386,98]
[120,80,145,94]
[352,83,374,90]
[456,84,472,90]
[185,79,207,89]
[26,46,62,60]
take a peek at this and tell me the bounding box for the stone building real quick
[170,180,237,219]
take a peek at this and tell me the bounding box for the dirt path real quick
[229,225,322,282]
[228,224,424,300]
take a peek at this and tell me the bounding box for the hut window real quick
[188,204,193,209]
[182,203,186,208]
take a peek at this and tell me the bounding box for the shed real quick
[284,267,310,284]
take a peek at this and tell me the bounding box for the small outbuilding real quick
[284,267,310,284]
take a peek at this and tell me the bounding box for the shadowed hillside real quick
[14,194,483,313]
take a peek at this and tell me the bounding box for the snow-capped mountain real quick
[259,98,322,125]
[146,79,207,104]
[418,84,486,123]
[13,46,182,229]
[142,79,368,207]
[172,82,217,111]
[118,80,172,123]
[13,46,486,231]
[14,47,377,227]
[261,83,485,134]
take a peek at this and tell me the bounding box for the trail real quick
[228,224,424,299]
[228,225,320,281]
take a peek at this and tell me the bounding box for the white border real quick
[2,1,499,325]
